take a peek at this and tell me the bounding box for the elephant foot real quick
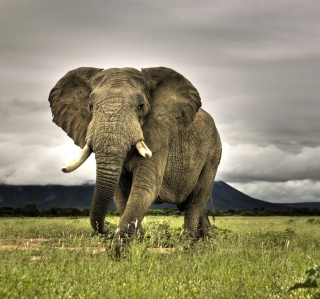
[179,228,215,252]
[198,225,215,239]
[105,222,145,258]
[106,240,128,259]
[183,221,214,242]
[107,230,131,258]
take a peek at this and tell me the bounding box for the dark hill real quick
[209,181,292,210]
[0,184,94,209]
[0,181,319,211]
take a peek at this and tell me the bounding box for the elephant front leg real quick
[114,174,132,216]
[112,148,168,253]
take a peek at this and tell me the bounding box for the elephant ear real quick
[141,67,201,152]
[49,67,103,148]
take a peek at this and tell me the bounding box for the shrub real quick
[289,265,320,298]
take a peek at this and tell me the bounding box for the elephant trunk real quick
[90,157,123,233]
[81,102,152,233]
[89,112,134,234]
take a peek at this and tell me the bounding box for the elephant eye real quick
[138,104,144,110]
[89,104,93,111]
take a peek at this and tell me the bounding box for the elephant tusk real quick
[61,144,93,173]
[136,141,152,158]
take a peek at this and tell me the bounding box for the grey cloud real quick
[0,140,96,185]
[1,0,320,203]
[231,180,320,203]
[217,143,320,202]
[218,144,320,183]
[206,55,320,151]
[0,98,47,115]
[0,98,64,148]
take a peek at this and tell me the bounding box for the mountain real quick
[0,185,94,209]
[208,181,293,210]
[0,181,319,211]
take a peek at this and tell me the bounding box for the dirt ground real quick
[0,238,175,254]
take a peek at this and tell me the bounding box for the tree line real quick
[0,202,90,217]
[212,207,320,217]
[0,202,320,217]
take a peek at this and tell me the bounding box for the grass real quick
[0,216,320,298]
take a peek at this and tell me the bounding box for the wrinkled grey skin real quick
[49,67,222,252]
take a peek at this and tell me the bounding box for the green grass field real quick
[0,216,319,298]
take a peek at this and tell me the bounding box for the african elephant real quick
[49,66,222,251]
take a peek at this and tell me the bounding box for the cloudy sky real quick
[1,0,320,203]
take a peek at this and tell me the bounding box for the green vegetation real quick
[1,202,320,217]
[289,265,320,298]
[213,207,320,217]
[0,202,91,217]
[0,216,320,298]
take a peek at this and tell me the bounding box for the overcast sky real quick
[1,0,320,203]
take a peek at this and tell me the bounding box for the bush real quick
[0,206,15,216]
[289,265,320,298]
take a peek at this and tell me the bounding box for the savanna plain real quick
[0,215,319,299]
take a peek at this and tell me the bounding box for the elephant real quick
[49,66,222,252]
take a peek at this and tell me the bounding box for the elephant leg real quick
[114,175,145,242]
[198,209,213,238]
[113,147,169,248]
[114,175,132,216]
[184,163,219,239]
[115,185,144,242]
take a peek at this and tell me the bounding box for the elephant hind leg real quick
[183,163,219,239]
[198,209,213,238]
[184,193,213,239]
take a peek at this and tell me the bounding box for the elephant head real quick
[49,67,201,233]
